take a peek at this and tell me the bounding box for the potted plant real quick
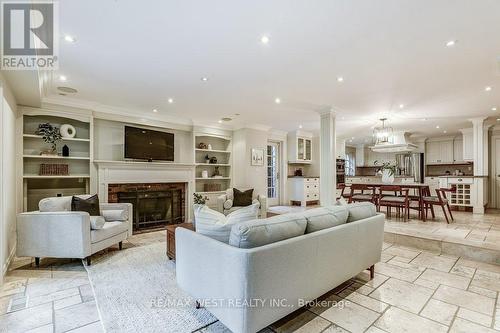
[36,123,62,155]
[193,193,208,226]
[375,160,397,184]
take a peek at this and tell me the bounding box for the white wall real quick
[94,119,193,163]
[0,75,18,282]
[232,128,268,196]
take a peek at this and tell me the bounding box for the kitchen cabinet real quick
[453,139,463,163]
[288,177,320,206]
[424,176,440,195]
[460,128,473,161]
[336,139,346,159]
[426,139,454,164]
[288,131,312,164]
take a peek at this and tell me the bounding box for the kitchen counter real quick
[438,175,486,178]
[287,176,320,178]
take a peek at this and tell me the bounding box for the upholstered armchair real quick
[16,195,132,266]
[217,188,267,218]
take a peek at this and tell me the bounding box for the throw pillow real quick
[233,188,253,206]
[90,216,105,230]
[194,203,259,243]
[71,194,100,216]
[223,199,233,210]
[101,209,128,222]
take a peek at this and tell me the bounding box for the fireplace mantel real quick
[94,160,195,221]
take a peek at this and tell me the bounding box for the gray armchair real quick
[216,188,267,218]
[16,196,132,266]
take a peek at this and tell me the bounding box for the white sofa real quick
[176,203,384,333]
[217,188,267,218]
[16,195,132,266]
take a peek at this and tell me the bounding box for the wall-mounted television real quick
[124,126,174,161]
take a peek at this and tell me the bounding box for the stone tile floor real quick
[201,241,500,333]
[0,230,165,333]
[3,216,500,333]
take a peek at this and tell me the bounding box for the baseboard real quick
[3,241,16,277]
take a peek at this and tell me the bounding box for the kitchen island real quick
[438,176,488,214]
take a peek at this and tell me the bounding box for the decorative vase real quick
[207,144,212,150]
[382,169,395,184]
[201,170,209,178]
[62,145,70,157]
[60,124,76,138]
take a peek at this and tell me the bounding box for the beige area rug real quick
[84,242,217,333]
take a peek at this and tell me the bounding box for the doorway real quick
[267,142,281,206]
[493,136,500,208]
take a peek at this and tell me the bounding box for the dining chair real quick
[377,185,410,221]
[339,184,352,201]
[348,184,376,204]
[423,187,455,223]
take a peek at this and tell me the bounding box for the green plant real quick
[193,193,206,205]
[35,123,62,151]
[374,160,397,176]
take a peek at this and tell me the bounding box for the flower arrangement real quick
[36,123,62,152]
[374,160,397,176]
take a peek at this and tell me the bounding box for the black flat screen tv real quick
[124,126,174,161]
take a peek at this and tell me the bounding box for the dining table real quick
[348,182,431,221]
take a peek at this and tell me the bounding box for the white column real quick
[319,110,336,205]
[470,117,490,214]
[471,117,488,176]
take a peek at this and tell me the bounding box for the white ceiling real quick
[44,0,500,139]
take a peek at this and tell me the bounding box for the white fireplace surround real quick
[94,160,195,221]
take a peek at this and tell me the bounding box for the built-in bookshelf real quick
[193,132,232,209]
[21,112,92,211]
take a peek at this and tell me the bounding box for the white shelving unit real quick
[193,132,232,209]
[21,111,93,211]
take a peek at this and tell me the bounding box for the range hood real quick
[370,132,418,153]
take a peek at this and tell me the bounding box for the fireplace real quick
[108,182,186,233]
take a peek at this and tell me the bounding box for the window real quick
[345,151,355,176]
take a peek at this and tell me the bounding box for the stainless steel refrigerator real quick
[395,153,424,183]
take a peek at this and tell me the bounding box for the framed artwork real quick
[251,148,265,166]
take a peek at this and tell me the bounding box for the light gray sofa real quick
[176,202,384,333]
[217,188,267,218]
[16,195,132,266]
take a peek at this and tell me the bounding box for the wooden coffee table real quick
[166,223,195,260]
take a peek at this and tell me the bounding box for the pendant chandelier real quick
[373,118,394,145]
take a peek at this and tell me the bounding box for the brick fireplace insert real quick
[108,182,186,233]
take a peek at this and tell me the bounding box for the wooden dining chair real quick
[423,187,455,223]
[348,184,376,204]
[377,185,410,221]
[339,184,352,201]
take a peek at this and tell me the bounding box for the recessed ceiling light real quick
[436,125,440,129]
[443,130,447,134]
[337,76,344,83]
[59,75,67,82]
[274,97,281,104]
[201,77,209,82]
[485,86,492,92]
[167,98,174,104]
[298,125,303,129]
[399,104,405,109]
[152,109,158,113]
[64,35,76,43]
[497,118,500,121]
[218,120,222,124]
[445,40,457,47]
[492,107,497,111]
[260,35,270,44]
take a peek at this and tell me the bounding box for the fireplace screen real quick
[108,183,186,233]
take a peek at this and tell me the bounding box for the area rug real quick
[84,242,217,333]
